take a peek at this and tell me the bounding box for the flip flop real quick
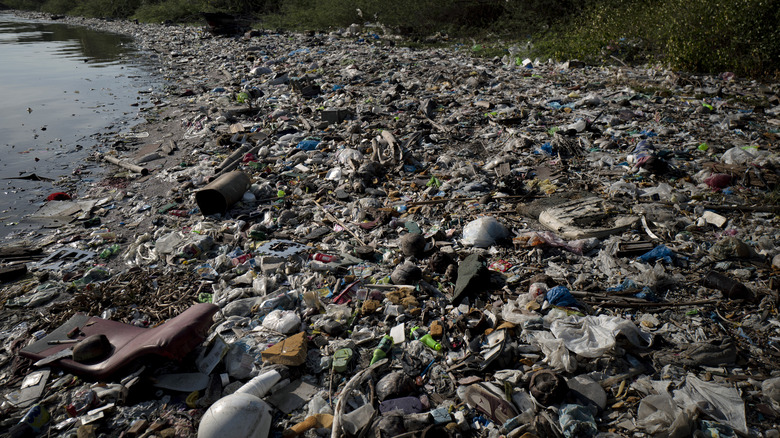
[462,382,519,424]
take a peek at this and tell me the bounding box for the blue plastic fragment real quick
[431,407,451,424]
[637,245,674,264]
[607,278,639,292]
[296,139,320,151]
[559,404,598,438]
[546,286,578,307]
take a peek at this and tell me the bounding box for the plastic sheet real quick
[461,216,509,247]
[262,310,301,334]
[550,315,651,358]
[559,404,598,438]
[525,331,577,372]
[674,374,747,435]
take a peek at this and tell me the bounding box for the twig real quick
[587,299,718,308]
[610,55,629,67]
[314,200,367,247]
[407,194,535,207]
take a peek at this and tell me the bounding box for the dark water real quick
[0,13,157,240]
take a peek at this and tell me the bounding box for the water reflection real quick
[0,13,155,240]
[0,15,134,64]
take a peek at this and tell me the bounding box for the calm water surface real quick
[0,13,158,240]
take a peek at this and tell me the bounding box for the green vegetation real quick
[535,0,780,78]
[2,0,779,78]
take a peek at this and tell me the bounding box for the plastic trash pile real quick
[1,12,780,438]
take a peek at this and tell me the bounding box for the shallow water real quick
[0,13,157,240]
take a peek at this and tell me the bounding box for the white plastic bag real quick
[550,315,651,358]
[525,331,577,372]
[262,310,301,334]
[762,376,780,405]
[155,231,183,254]
[461,216,509,247]
[501,297,538,325]
[674,374,747,434]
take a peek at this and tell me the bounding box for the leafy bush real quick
[533,0,780,77]
[133,0,209,23]
[39,0,78,15]
[70,0,141,18]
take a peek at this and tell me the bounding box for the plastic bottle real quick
[235,369,282,397]
[370,335,394,365]
[92,231,117,243]
[310,253,339,263]
[410,326,442,351]
[20,404,50,432]
[232,253,252,266]
[198,369,281,438]
[72,267,110,288]
[99,244,121,259]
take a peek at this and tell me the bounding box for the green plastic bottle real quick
[99,244,121,259]
[370,335,394,365]
[411,326,442,351]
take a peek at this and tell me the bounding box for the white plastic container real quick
[235,370,282,397]
[198,393,272,438]
[197,370,281,438]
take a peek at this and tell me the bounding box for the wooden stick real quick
[102,154,149,175]
[314,200,367,247]
[407,194,535,207]
[586,299,718,308]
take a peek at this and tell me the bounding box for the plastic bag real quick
[550,315,651,358]
[525,331,577,373]
[225,343,255,379]
[262,310,301,334]
[559,404,598,438]
[461,216,509,247]
[641,183,673,201]
[637,393,690,436]
[674,374,747,434]
[501,298,539,325]
[637,245,674,264]
[155,231,184,254]
[325,304,353,324]
[762,376,780,405]
[546,286,578,307]
[721,146,755,165]
[608,181,637,197]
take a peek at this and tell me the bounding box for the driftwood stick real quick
[102,154,149,175]
[587,299,718,308]
[314,200,367,247]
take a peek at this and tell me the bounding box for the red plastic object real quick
[47,192,72,201]
[20,303,218,380]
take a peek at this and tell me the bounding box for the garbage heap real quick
[1,15,780,438]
